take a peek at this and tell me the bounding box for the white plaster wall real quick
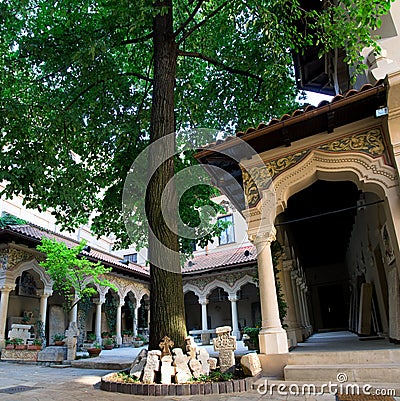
[192,194,251,256]
[0,181,115,252]
[361,0,400,83]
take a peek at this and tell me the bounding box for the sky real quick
[303,91,333,106]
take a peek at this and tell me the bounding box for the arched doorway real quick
[279,179,390,336]
[237,282,260,329]
[184,291,201,331]
[207,287,230,329]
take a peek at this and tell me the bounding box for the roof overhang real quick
[195,82,387,212]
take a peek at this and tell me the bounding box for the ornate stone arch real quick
[202,279,232,298]
[183,283,202,299]
[4,259,53,294]
[272,149,398,216]
[230,274,257,294]
[137,287,150,302]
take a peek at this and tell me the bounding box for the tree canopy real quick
[0,0,393,349]
[1,0,392,249]
[37,238,116,310]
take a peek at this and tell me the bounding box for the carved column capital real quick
[290,270,299,280]
[250,226,277,246]
[228,294,238,302]
[199,297,209,305]
[282,260,293,271]
[0,284,15,293]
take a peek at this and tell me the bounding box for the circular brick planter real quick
[100,372,257,396]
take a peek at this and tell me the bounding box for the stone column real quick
[95,298,105,343]
[145,303,150,329]
[116,300,123,345]
[300,283,312,336]
[133,305,140,337]
[295,277,307,330]
[253,228,288,354]
[228,294,240,339]
[0,286,13,349]
[290,270,303,333]
[199,297,209,331]
[39,293,51,331]
[69,295,79,324]
[281,260,300,346]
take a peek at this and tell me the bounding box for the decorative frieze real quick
[0,248,34,271]
[243,128,388,208]
[186,271,256,293]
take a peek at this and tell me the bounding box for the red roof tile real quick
[1,224,149,277]
[199,79,385,149]
[1,224,257,276]
[182,245,257,274]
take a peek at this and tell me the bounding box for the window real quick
[124,253,138,263]
[218,214,234,245]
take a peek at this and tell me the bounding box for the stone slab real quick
[37,346,67,362]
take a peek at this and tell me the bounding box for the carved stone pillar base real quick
[258,328,288,355]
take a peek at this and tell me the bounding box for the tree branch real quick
[177,50,263,97]
[65,81,102,111]
[119,72,153,83]
[174,0,206,39]
[177,0,231,45]
[120,32,153,46]
[64,72,153,111]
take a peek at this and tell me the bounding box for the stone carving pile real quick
[129,335,218,384]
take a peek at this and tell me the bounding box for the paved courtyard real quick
[0,361,338,401]
[1,337,400,401]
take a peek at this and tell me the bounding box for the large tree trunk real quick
[146,0,187,351]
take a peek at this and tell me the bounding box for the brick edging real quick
[100,373,258,396]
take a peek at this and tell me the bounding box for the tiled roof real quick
[197,80,385,151]
[1,224,257,275]
[1,224,150,277]
[182,244,257,274]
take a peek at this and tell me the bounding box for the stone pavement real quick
[0,361,338,401]
[0,341,399,401]
[1,361,399,401]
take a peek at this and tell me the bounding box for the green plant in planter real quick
[52,333,65,342]
[33,339,43,346]
[11,338,24,345]
[90,341,102,349]
[242,326,260,351]
[102,337,115,348]
[101,331,111,338]
[86,332,97,342]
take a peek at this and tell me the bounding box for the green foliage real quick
[11,338,24,345]
[114,372,139,383]
[0,213,26,228]
[104,293,118,334]
[90,341,102,349]
[0,0,391,249]
[86,332,97,342]
[190,370,233,383]
[102,337,115,346]
[243,326,260,351]
[52,333,65,342]
[37,237,116,310]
